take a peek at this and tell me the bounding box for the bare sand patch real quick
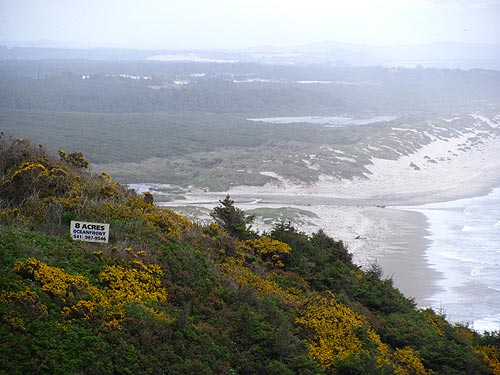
[159,112,500,305]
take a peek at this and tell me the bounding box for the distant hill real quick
[290,41,500,69]
[1,135,499,374]
[1,41,500,69]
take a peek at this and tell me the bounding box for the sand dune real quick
[228,112,500,205]
[162,112,500,308]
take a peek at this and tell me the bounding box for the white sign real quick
[70,221,110,243]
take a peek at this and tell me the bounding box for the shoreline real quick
[153,113,500,323]
[393,186,500,331]
[159,154,500,287]
[160,195,444,304]
[358,208,440,306]
[160,173,500,312]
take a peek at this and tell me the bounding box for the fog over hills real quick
[2,41,500,70]
[289,41,500,69]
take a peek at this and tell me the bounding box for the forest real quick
[1,60,500,114]
[1,135,499,374]
[2,60,500,191]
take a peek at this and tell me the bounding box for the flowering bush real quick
[295,293,368,369]
[245,236,291,268]
[0,137,495,374]
[477,345,500,375]
[13,257,169,327]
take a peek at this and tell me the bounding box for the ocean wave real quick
[470,268,487,277]
[471,315,500,332]
[487,285,500,292]
[128,184,151,194]
[439,251,488,264]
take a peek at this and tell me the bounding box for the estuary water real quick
[247,115,397,126]
[402,186,500,332]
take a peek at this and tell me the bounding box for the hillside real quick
[1,136,499,374]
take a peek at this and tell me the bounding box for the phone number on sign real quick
[73,234,107,242]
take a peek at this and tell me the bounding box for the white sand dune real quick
[162,112,500,308]
[228,113,500,205]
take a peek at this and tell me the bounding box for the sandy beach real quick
[164,198,442,305]
[267,205,441,305]
[159,112,500,311]
[227,113,500,206]
[359,208,438,305]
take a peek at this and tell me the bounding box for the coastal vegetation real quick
[1,136,499,374]
[2,61,500,192]
[2,60,499,115]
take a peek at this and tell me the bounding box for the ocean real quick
[134,180,500,332]
[403,186,500,332]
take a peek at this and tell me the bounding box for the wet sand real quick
[277,204,444,305]
[359,208,442,305]
[163,194,445,305]
[158,113,500,308]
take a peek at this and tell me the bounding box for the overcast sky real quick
[1,0,500,49]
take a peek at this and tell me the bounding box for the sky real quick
[1,0,500,49]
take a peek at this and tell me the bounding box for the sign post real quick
[70,221,110,243]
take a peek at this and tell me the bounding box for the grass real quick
[0,108,386,188]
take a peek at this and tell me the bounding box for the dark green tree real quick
[210,195,256,240]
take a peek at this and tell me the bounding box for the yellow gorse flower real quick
[296,293,367,369]
[476,345,500,375]
[13,257,169,327]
